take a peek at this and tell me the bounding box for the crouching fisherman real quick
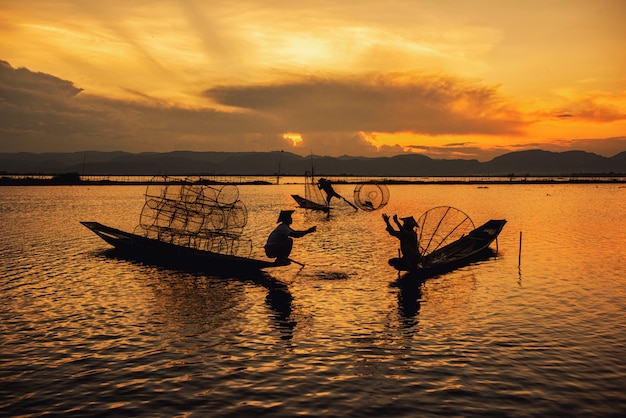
[382,213,422,271]
[265,210,316,264]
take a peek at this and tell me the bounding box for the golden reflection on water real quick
[1,184,625,416]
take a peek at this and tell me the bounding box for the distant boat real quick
[291,170,360,212]
[291,193,330,212]
[291,170,331,212]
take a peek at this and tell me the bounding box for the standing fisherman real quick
[317,178,342,205]
[317,178,358,210]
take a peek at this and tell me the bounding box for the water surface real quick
[1,184,625,417]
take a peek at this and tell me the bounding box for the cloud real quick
[0,60,280,152]
[546,91,626,123]
[1,60,624,160]
[0,60,83,102]
[401,142,509,161]
[204,74,526,136]
[569,98,626,123]
[0,61,525,155]
[0,60,87,149]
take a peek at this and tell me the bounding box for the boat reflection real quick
[261,275,295,341]
[391,247,500,330]
[396,279,424,320]
[98,248,296,340]
[390,274,425,332]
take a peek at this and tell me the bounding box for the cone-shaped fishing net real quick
[353,183,389,211]
[134,176,251,257]
[417,206,475,256]
[304,171,327,207]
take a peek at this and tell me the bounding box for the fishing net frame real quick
[303,170,328,207]
[133,176,251,258]
[416,206,475,257]
[353,182,390,211]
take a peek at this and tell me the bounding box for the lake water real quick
[1,183,625,417]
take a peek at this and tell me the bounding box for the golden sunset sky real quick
[1,0,625,160]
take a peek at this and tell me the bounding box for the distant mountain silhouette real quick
[1,150,624,176]
[482,150,624,176]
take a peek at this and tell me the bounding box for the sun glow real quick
[283,133,303,146]
[1,1,624,157]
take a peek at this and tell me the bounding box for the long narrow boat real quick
[81,221,289,274]
[291,194,330,212]
[291,170,333,212]
[391,219,507,277]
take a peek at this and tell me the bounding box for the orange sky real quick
[1,0,625,160]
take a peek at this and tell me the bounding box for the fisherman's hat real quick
[401,216,418,227]
[277,210,295,223]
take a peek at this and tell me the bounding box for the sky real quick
[1,0,625,161]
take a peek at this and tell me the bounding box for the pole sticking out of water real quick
[518,231,523,267]
[276,150,283,185]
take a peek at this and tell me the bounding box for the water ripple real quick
[1,185,625,416]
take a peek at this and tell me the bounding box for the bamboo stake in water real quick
[518,231,523,267]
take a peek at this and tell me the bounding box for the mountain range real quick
[1,150,625,177]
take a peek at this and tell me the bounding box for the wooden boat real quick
[81,221,289,274]
[390,219,507,277]
[291,169,331,212]
[291,194,330,212]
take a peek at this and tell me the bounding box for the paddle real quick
[288,258,305,267]
[338,194,358,211]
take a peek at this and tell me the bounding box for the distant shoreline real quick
[1,174,625,186]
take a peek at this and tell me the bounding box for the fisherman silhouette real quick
[317,178,342,205]
[382,213,422,270]
[264,210,316,263]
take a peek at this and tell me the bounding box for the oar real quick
[288,258,305,268]
[338,194,358,211]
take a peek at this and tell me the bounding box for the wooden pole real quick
[288,258,305,267]
[518,231,522,267]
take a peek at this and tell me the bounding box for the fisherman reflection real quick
[382,213,422,270]
[251,271,296,341]
[395,278,424,329]
[264,210,316,263]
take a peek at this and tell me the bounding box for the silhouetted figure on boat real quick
[264,210,316,263]
[317,178,358,210]
[317,178,342,205]
[382,213,422,270]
